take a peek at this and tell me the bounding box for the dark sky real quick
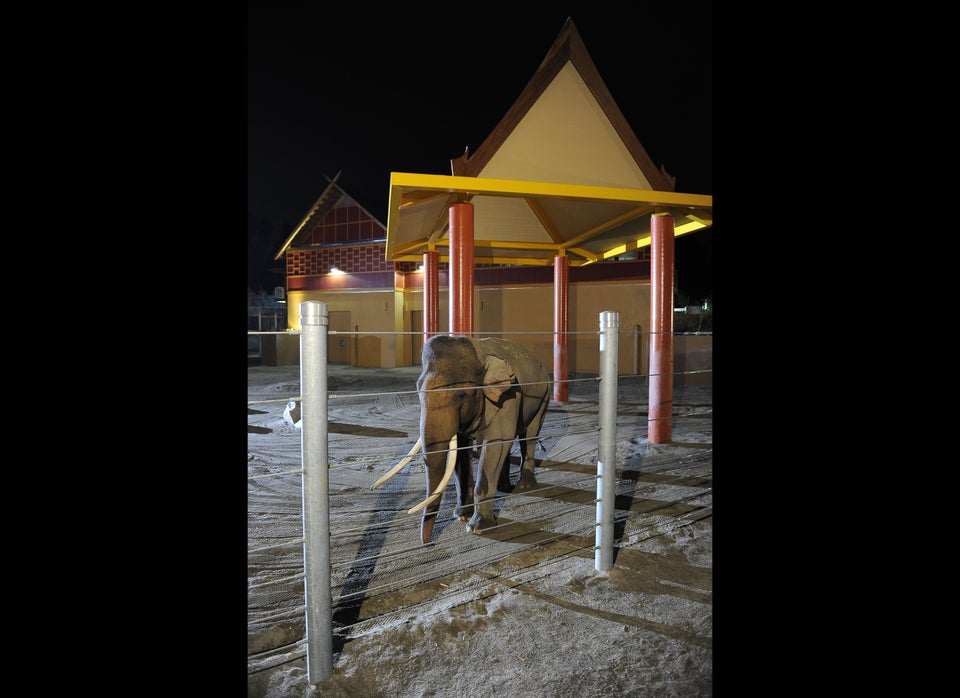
[248,1,712,300]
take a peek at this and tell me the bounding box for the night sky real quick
[248,1,712,301]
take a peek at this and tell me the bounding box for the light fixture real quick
[417,265,424,272]
[329,266,345,276]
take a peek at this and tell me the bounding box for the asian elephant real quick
[372,335,551,544]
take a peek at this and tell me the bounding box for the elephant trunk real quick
[415,433,458,543]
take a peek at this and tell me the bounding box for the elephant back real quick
[471,337,549,385]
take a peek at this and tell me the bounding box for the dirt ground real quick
[247,361,712,697]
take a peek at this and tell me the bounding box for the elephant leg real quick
[465,439,511,534]
[515,397,548,491]
[496,446,513,492]
[454,434,474,522]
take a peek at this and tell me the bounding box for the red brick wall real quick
[301,204,381,245]
[286,202,419,276]
[286,244,398,276]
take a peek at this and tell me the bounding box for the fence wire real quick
[247,331,712,675]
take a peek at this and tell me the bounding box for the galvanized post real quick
[300,301,332,682]
[553,254,569,403]
[596,310,619,572]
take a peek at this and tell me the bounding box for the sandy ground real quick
[247,361,712,697]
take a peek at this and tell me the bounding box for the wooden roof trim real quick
[273,172,388,261]
[274,172,343,261]
[564,22,675,192]
[450,18,675,192]
[451,20,572,177]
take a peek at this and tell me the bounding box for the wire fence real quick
[247,320,713,678]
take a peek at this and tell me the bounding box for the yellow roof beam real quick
[559,204,656,250]
[433,239,563,252]
[393,238,432,256]
[597,219,712,261]
[568,247,601,262]
[393,254,559,266]
[386,172,713,261]
[674,219,710,236]
[525,197,565,244]
[390,172,712,208]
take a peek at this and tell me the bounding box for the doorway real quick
[328,310,352,364]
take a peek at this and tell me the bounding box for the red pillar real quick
[423,250,439,339]
[553,255,569,403]
[648,213,674,443]
[448,202,474,336]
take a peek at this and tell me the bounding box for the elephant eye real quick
[453,391,468,402]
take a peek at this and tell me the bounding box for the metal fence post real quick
[300,301,332,682]
[596,310,619,572]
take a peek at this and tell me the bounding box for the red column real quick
[423,250,439,339]
[448,202,474,336]
[648,213,674,443]
[553,255,569,403]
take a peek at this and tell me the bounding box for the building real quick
[266,19,712,384]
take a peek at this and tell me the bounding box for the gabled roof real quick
[450,17,675,192]
[385,18,711,266]
[273,172,387,261]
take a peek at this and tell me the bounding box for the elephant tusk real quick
[407,435,457,514]
[371,437,422,490]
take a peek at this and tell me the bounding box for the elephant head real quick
[372,335,534,544]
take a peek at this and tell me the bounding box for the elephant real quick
[372,335,551,544]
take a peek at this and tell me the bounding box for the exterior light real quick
[329,267,345,276]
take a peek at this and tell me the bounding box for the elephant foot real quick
[455,503,474,522]
[464,512,497,534]
[514,470,537,491]
[420,515,437,545]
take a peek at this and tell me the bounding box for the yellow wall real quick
[289,281,650,372]
[477,281,650,375]
[283,281,709,386]
[286,289,400,368]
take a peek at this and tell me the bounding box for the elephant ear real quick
[482,355,516,403]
